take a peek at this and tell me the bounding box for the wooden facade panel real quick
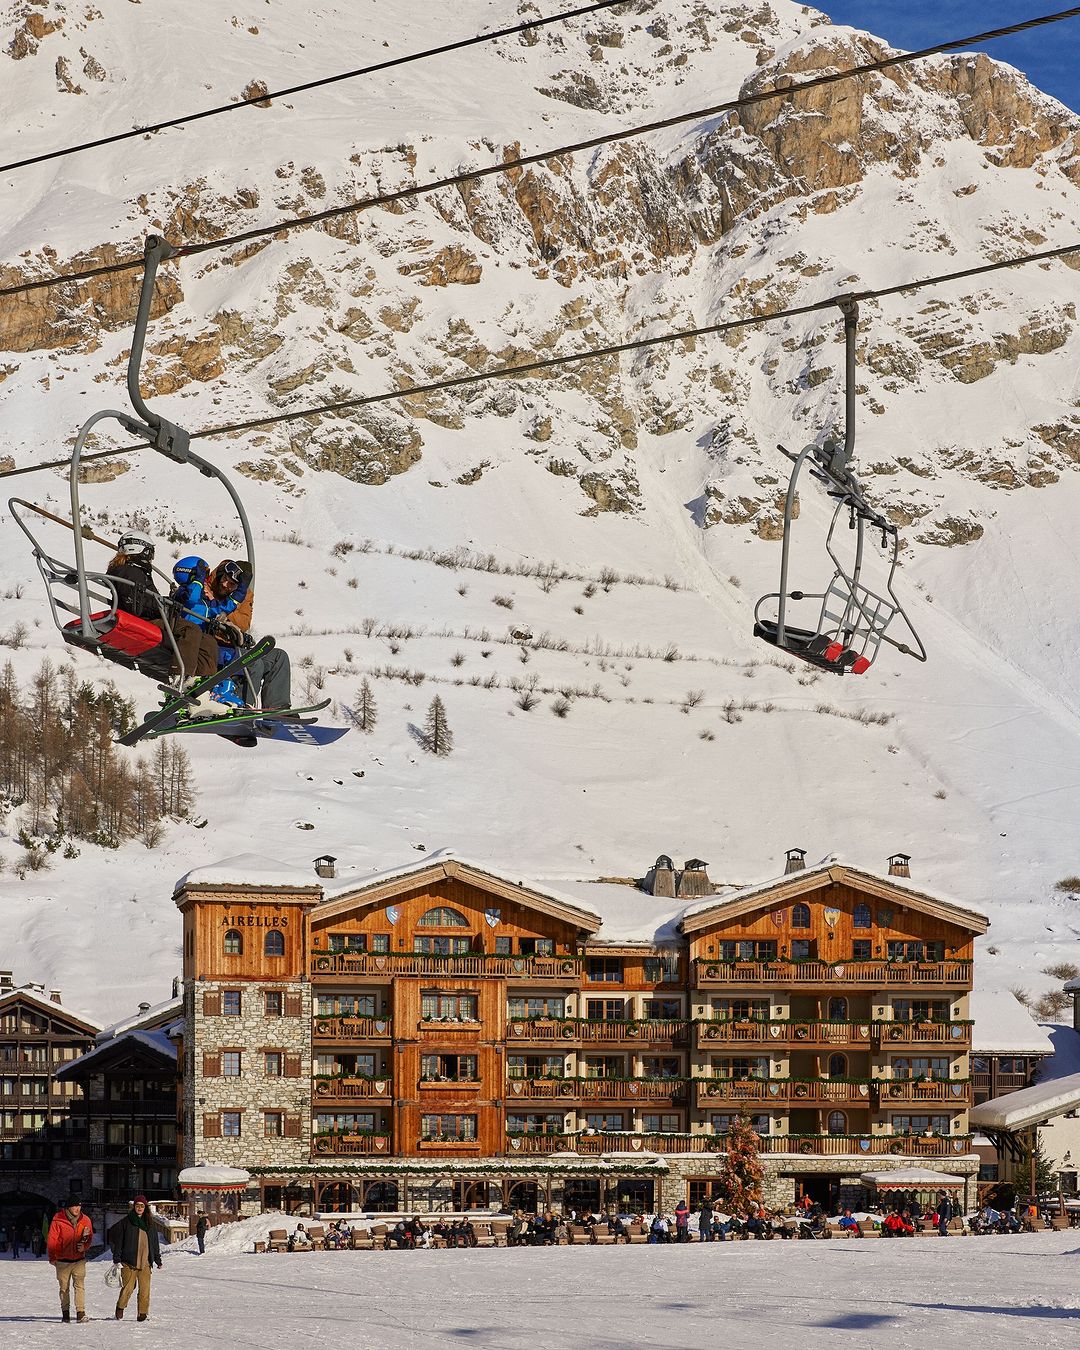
[189,899,309,982]
[687,881,975,961]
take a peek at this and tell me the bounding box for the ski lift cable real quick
[0,0,631,176]
[2,234,1079,482]
[3,6,1080,300]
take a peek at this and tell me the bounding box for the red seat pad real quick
[65,609,163,656]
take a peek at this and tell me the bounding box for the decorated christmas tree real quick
[714,1112,765,1211]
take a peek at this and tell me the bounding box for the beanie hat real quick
[132,1195,148,1206]
[65,1194,82,1208]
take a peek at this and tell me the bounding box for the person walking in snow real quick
[109,1196,162,1322]
[195,1212,208,1254]
[47,1194,93,1323]
[674,1200,690,1242]
[936,1192,953,1236]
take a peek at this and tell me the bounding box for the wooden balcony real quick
[507,1018,689,1046]
[311,952,580,981]
[696,1019,873,1049]
[878,1079,971,1106]
[876,1020,973,1046]
[973,1070,1028,1092]
[506,1132,717,1156]
[693,959,972,989]
[696,1077,875,1108]
[312,1016,393,1043]
[311,1133,392,1156]
[505,1076,688,1103]
[759,1133,972,1159]
[312,1076,393,1102]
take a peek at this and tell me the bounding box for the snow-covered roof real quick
[970,989,1054,1057]
[860,1169,965,1189]
[179,1165,251,1191]
[175,855,321,892]
[0,983,101,1032]
[531,879,685,944]
[1065,975,1080,993]
[96,995,183,1043]
[968,1071,1080,1131]
[679,857,989,931]
[56,1028,177,1078]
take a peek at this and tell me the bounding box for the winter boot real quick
[115,1306,123,1320]
[61,1310,70,1322]
[77,1312,87,1323]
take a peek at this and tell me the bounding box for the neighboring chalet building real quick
[0,972,99,1237]
[968,987,1053,1187]
[175,848,989,1214]
[55,994,182,1234]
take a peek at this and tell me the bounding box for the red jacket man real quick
[47,1197,94,1322]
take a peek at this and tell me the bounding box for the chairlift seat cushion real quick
[64,609,162,657]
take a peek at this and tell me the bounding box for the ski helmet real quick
[117,531,155,561]
[173,556,209,586]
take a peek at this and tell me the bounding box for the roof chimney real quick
[0,971,13,991]
[171,976,181,999]
[648,855,676,899]
[676,859,711,899]
[785,847,807,874]
[888,853,911,878]
[314,855,337,879]
[50,990,62,1005]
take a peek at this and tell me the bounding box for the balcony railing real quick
[311,1133,392,1156]
[878,1079,971,1105]
[82,1142,175,1160]
[507,1018,689,1045]
[696,1019,873,1048]
[311,952,580,980]
[312,1016,393,1041]
[876,1020,973,1045]
[504,1132,974,1159]
[693,959,972,987]
[696,1077,876,1107]
[313,1077,393,1101]
[505,1076,688,1103]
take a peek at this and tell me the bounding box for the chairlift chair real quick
[8,235,256,689]
[753,296,926,676]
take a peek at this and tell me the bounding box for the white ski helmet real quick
[117,531,155,561]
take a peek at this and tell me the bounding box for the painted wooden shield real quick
[823,907,841,927]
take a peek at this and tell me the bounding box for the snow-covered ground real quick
[3,1231,1079,1348]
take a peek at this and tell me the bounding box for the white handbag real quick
[104,1262,121,1288]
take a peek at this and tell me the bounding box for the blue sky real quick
[821,3,1080,112]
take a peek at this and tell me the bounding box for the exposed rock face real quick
[2,1,1079,536]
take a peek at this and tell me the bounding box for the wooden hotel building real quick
[175,849,988,1215]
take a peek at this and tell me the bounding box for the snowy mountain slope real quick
[2,1,1080,1023]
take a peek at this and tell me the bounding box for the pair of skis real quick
[118,637,347,747]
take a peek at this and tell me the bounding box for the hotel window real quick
[790,939,815,961]
[414,936,472,955]
[264,1052,283,1078]
[315,994,376,1018]
[264,931,285,958]
[852,940,872,961]
[494,937,512,956]
[827,1054,848,1079]
[507,1113,564,1135]
[221,1052,241,1077]
[264,1112,283,1138]
[223,930,243,956]
[711,1057,768,1080]
[421,1054,478,1082]
[222,991,242,1016]
[852,904,872,930]
[264,991,283,1017]
[327,933,365,954]
[315,1112,375,1135]
[791,903,811,928]
[887,940,946,964]
[717,998,770,1022]
[371,933,391,954]
[718,941,777,962]
[892,999,950,1024]
[642,1057,681,1079]
[644,953,680,983]
[644,999,682,1020]
[585,999,625,1022]
[587,958,623,984]
[890,1114,950,1134]
[892,1057,948,1081]
[420,993,478,1022]
[642,1113,681,1133]
[221,1112,241,1138]
[585,1113,624,1131]
[420,1114,477,1141]
[418,908,470,928]
[827,1111,847,1135]
[508,997,566,1020]
[583,1056,624,1079]
[507,1055,564,1080]
[520,938,555,957]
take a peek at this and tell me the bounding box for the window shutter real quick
[284,1115,302,1138]
[284,1054,302,1079]
[284,993,302,1018]
[203,992,222,1017]
[203,1053,221,1078]
[203,1114,222,1139]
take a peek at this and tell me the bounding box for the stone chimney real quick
[785,847,807,874]
[888,853,911,878]
[314,855,337,879]
[50,990,62,1005]
[648,855,676,899]
[676,859,711,899]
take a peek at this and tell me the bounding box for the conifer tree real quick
[355,678,378,733]
[714,1112,764,1211]
[424,695,453,756]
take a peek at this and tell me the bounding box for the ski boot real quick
[187,675,249,721]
